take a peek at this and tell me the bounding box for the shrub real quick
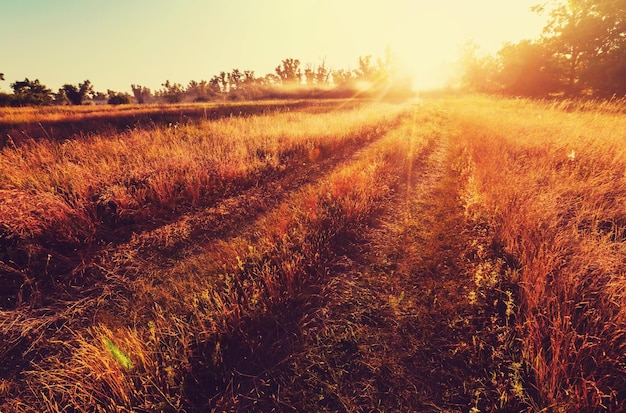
[108,93,131,105]
[0,92,12,107]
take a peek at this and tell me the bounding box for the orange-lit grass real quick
[0,102,410,304]
[0,102,407,228]
[547,96,626,115]
[451,95,626,412]
[10,110,429,411]
[0,100,294,125]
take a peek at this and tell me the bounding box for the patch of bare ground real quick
[280,133,531,411]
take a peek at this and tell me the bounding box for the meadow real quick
[0,100,339,148]
[1,96,625,412]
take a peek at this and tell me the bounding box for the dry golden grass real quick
[0,101,408,306]
[4,96,626,412]
[452,95,626,412]
[0,102,405,215]
[548,96,626,115]
[0,100,364,150]
[0,100,290,125]
[1,99,423,411]
[1,102,425,411]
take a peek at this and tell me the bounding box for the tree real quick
[131,84,152,104]
[540,0,626,95]
[275,58,302,85]
[350,49,412,98]
[458,0,626,98]
[243,70,256,85]
[332,69,353,85]
[263,73,281,86]
[458,42,499,93]
[107,90,131,105]
[315,60,330,85]
[355,55,375,80]
[240,71,258,97]
[11,78,53,106]
[60,80,94,105]
[0,73,5,103]
[304,64,316,86]
[228,69,243,90]
[159,80,184,103]
[186,80,215,101]
[353,51,396,88]
[217,71,228,93]
[208,75,223,95]
[0,73,10,106]
[496,40,560,97]
[581,0,626,96]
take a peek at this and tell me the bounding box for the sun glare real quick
[1,0,549,95]
[357,0,549,91]
[393,48,455,91]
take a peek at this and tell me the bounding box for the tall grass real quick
[547,96,626,115]
[0,103,407,228]
[0,100,293,125]
[0,101,409,308]
[0,100,365,149]
[451,95,626,411]
[4,107,429,411]
[7,95,625,411]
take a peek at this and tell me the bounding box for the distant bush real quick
[0,92,12,107]
[158,80,184,103]
[60,80,94,105]
[108,93,131,105]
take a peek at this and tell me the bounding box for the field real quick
[1,96,626,412]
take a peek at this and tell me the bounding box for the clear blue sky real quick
[0,0,549,93]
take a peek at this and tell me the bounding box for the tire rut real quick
[96,120,397,279]
[285,130,521,412]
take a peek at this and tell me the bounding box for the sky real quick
[0,0,550,93]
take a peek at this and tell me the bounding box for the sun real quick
[368,0,549,92]
[379,10,463,91]
[381,39,457,92]
[390,51,455,92]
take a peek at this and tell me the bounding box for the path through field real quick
[265,118,524,412]
[291,134,479,410]
[199,109,526,412]
[1,102,528,412]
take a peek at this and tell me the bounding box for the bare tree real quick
[131,84,152,104]
[304,64,316,85]
[315,60,330,84]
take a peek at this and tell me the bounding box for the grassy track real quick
[276,113,526,412]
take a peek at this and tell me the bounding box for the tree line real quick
[0,53,411,107]
[460,0,626,98]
